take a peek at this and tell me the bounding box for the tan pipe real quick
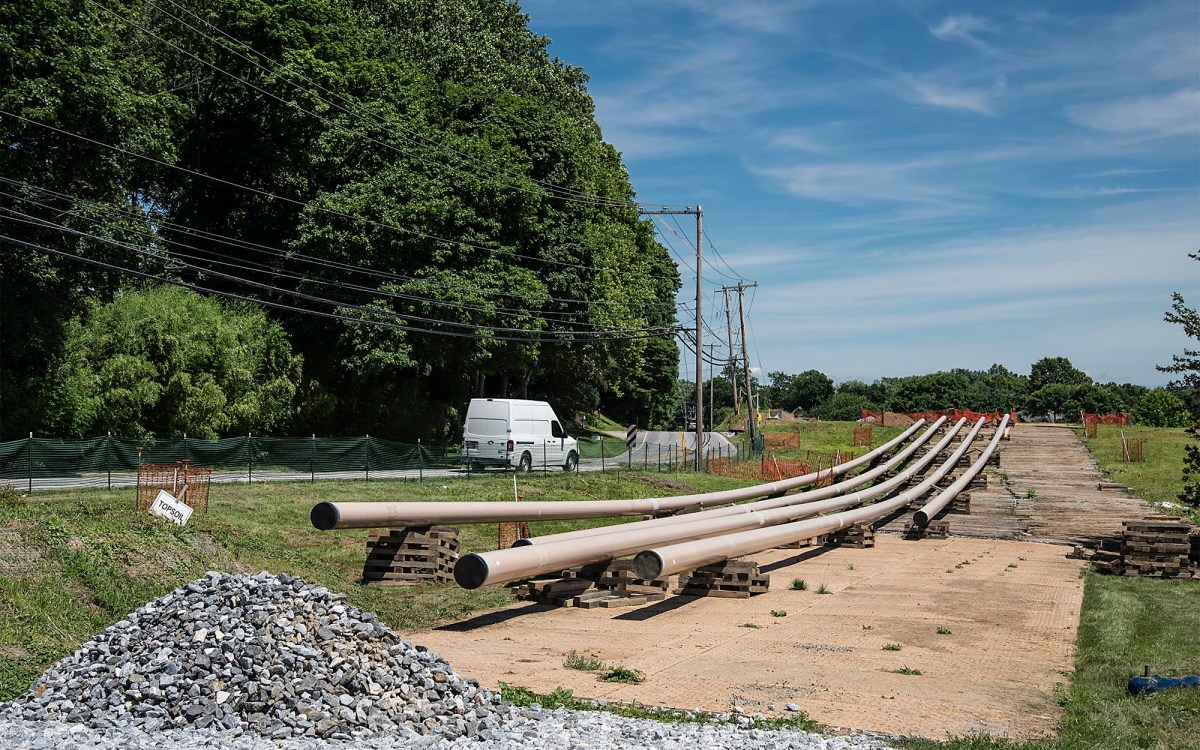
[453,418,963,589]
[913,414,1009,527]
[515,418,945,547]
[311,420,928,531]
[633,418,987,579]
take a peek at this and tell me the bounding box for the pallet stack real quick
[903,520,948,540]
[675,560,770,598]
[510,560,670,608]
[1121,520,1193,579]
[362,526,459,585]
[824,523,875,548]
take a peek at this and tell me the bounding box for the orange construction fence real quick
[1081,412,1131,426]
[860,408,1017,425]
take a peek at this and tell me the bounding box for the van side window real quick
[551,421,563,438]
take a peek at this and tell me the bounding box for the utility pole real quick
[641,205,704,470]
[723,288,741,415]
[736,281,758,448]
[708,343,715,429]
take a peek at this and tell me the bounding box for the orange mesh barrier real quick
[137,461,212,513]
[861,409,1017,425]
[1082,412,1130,426]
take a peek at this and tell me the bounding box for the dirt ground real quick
[408,424,1142,740]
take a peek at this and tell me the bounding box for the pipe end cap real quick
[454,554,490,590]
[632,551,665,581]
[310,502,340,531]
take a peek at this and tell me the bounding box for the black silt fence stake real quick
[27,432,33,494]
[106,432,112,490]
[310,434,316,483]
[247,433,253,484]
[418,439,423,482]
[365,435,371,482]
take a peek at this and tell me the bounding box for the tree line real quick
[688,356,1192,428]
[0,0,681,442]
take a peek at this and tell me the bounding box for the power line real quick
[0,107,682,283]
[0,217,677,342]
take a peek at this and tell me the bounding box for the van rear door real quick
[464,399,510,464]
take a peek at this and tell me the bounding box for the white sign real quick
[149,489,193,526]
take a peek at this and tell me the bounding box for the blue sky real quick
[520,0,1199,387]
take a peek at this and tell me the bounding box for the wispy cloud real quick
[1066,88,1200,137]
[895,74,995,114]
[929,14,993,48]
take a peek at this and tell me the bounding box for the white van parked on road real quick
[461,398,579,472]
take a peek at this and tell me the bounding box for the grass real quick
[601,665,644,684]
[816,583,831,594]
[893,666,923,676]
[499,683,819,731]
[790,578,807,590]
[1081,424,1197,520]
[739,622,761,629]
[563,650,604,671]
[770,609,788,617]
[862,624,873,630]
[0,470,755,700]
[756,420,906,460]
[937,627,952,635]
[883,643,903,651]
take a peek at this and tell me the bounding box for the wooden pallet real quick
[675,560,769,598]
[824,523,875,548]
[362,526,459,585]
[511,559,670,607]
[1117,520,1194,579]
[903,521,948,540]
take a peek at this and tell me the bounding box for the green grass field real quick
[1079,424,1196,521]
[758,419,907,460]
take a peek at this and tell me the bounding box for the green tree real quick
[1159,270,1200,506]
[888,373,972,412]
[1023,383,1122,422]
[812,392,877,422]
[1029,356,1091,392]
[47,285,302,439]
[1132,390,1189,428]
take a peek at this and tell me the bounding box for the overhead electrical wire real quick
[0,182,683,325]
[0,214,677,342]
[0,107,681,284]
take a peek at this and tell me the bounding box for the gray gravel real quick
[0,571,895,750]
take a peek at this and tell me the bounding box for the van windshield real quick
[466,418,507,436]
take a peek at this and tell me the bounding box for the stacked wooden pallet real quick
[362,526,459,585]
[1121,520,1193,579]
[675,560,769,598]
[824,523,875,548]
[510,560,669,608]
[903,520,948,540]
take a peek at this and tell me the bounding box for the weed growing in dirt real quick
[601,666,644,684]
[817,583,831,594]
[883,643,903,651]
[1026,488,1037,499]
[770,610,787,617]
[563,650,604,671]
[862,625,873,630]
[0,486,25,507]
[893,666,922,676]
[739,623,761,629]
[1008,563,1018,568]
[499,684,819,731]
[846,562,855,571]
[790,578,807,590]
[937,627,952,635]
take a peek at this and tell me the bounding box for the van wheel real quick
[563,451,578,472]
[517,452,532,473]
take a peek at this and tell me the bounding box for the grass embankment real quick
[758,419,906,460]
[1080,424,1196,521]
[902,425,1200,750]
[0,470,754,701]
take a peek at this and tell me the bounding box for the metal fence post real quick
[418,438,423,482]
[658,443,662,472]
[600,436,604,473]
[543,442,548,474]
[106,431,112,490]
[365,434,371,482]
[310,434,316,483]
[183,432,189,464]
[27,432,33,494]
[247,433,253,484]
[135,446,143,509]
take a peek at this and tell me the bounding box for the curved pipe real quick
[633,418,987,580]
[912,414,1009,526]
[311,420,928,531]
[513,418,946,547]
[453,418,963,589]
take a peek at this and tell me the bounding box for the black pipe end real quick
[454,554,490,589]
[511,538,533,547]
[632,551,664,581]
[913,510,930,527]
[310,502,340,531]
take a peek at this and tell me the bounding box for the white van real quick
[461,398,579,472]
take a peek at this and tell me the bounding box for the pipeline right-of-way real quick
[453,417,966,589]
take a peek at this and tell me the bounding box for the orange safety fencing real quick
[1082,412,1131,426]
[860,409,1017,425]
[137,460,212,513]
[709,450,854,484]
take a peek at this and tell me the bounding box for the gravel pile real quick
[4,572,506,741]
[1,571,896,749]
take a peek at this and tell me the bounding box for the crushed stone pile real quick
[7,571,507,741]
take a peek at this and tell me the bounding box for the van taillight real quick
[506,439,514,452]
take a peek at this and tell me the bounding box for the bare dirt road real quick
[408,424,1151,741]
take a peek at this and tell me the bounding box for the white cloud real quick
[929,14,993,47]
[896,74,994,114]
[1066,88,1200,136]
